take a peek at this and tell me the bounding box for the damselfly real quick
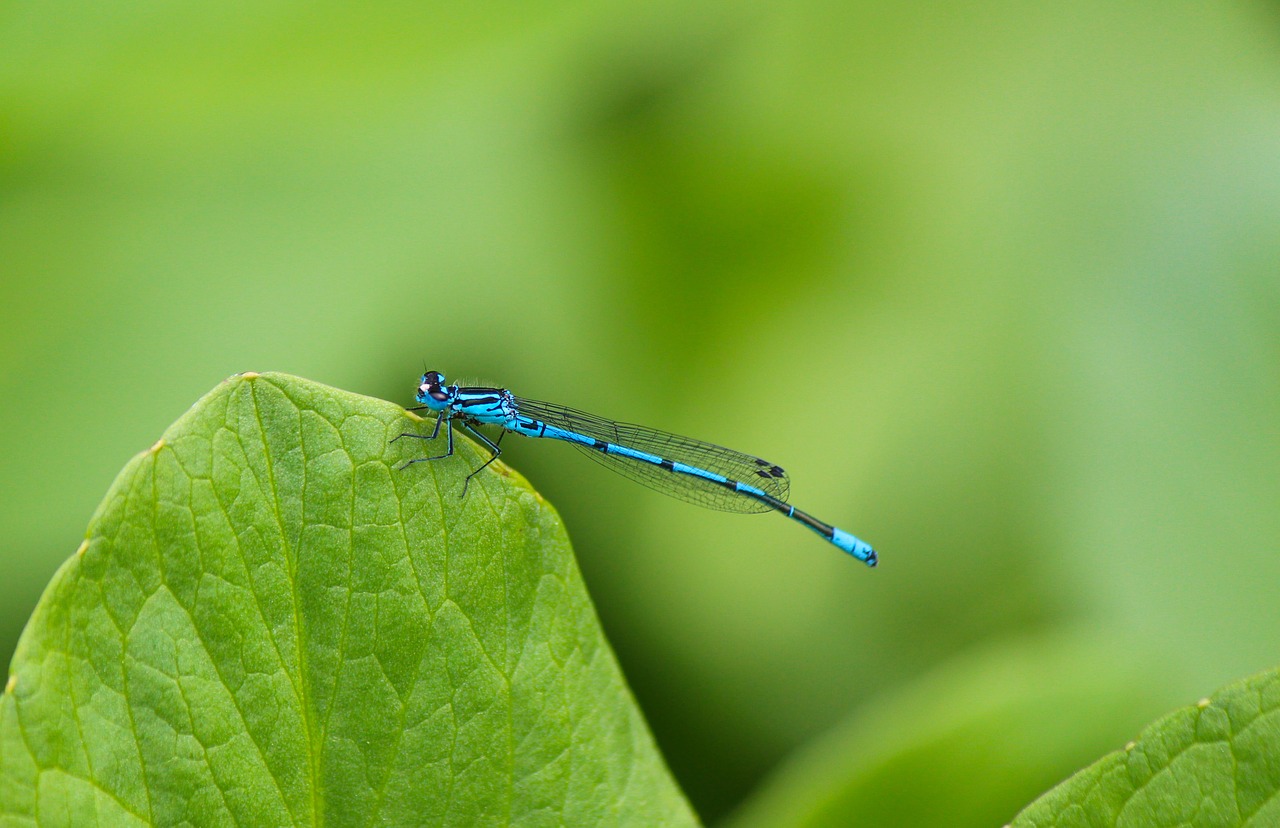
[395,371,876,566]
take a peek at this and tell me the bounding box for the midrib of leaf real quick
[244,382,323,826]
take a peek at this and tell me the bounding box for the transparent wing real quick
[513,396,790,513]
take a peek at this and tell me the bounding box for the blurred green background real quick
[3,2,1279,824]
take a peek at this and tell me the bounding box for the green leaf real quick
[724,634,1171,828]
[1012,665,1280,827]
[0,373,697,827]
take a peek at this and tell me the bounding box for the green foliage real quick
[1012,666,1280,828]
[730,644,1280,828]
[726,635,1169,828]
[4,2,1280,822]
[0,374,696,826]
[4,375,1280,827]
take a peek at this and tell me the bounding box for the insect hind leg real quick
[459,422,503,498]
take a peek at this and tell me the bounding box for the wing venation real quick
[512,396,790,513]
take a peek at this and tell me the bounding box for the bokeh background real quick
[4,3,1279,824]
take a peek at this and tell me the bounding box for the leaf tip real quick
[5,674,14,694]
[1124,740,1136,751]
[220,371,262,389]
[149,438,166,454]
[76,539,89,557]
[1197,697,1211,709]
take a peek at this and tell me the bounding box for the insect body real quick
[395,370,876,566]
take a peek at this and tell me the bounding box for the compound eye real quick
[424,370,444,384]
[429,388,450,402]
